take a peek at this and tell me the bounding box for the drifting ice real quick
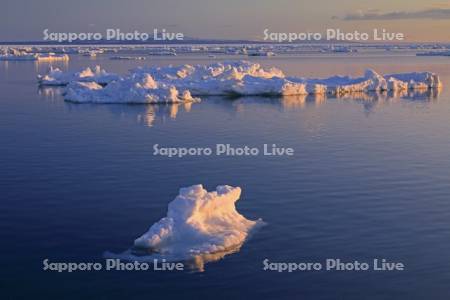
[38,65,119,86]
[35,53,70,62]
[0,53,37,61]
[64,74,199,104]
[125,61,442,96]
[134,185,262,257]
[0,48,69,61]
[37,61,442,103]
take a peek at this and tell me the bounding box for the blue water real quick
[1,54,450,299]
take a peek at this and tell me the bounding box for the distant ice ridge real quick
[134,185,263,257]
[110,56,146,60]
[416,51,450,57]
[0,48,69,61]
[38,61,442,103]
[35,53,70,62]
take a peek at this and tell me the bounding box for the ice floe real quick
[64,73,199,104]
[38,61,442,103]
[385,72,443,90]
[105,185,263,270]
[35,53,70,62]
[0,48,38,61]
[38,65,120,86]
[0,48,70,61]
[110,56,146,60]
[134,185,262,254]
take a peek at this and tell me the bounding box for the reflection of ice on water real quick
[1,60,68,73]
[134,87,439,121]
[136,103,193,127]
[280,94,327,109]
[231,94,326,113]
[403,87,441,101]
[230,88,442,115]
[104,244,243,272]
[336,88,441,102]
[37,84,442,127]
[37,87,67,107]
[186,246,241,272]
[334,88,442,115]
[38,86,64,98]
[37,85,198,128]
[33,59,70,76]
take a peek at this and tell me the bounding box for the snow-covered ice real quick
[38,61,442,103]
[0,48,38,61]
[110,56,146,60]
[105,184,263,270]
[38,66,120,86]
[0,48,70,61]
[64,74,199,104]
[36,53,70,62]
[134,185,262,254]
[385,72,442,90]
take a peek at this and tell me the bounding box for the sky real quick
[1,0,449,42]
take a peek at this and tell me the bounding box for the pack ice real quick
[0,48,69,61]
[37,61,442,103]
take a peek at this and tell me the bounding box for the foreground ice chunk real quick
[134,185,262,256]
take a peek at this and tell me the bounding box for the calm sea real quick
[1,52,450,299]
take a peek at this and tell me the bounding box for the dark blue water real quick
[1,54,450,299]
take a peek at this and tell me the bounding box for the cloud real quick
[340,8,450,20]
